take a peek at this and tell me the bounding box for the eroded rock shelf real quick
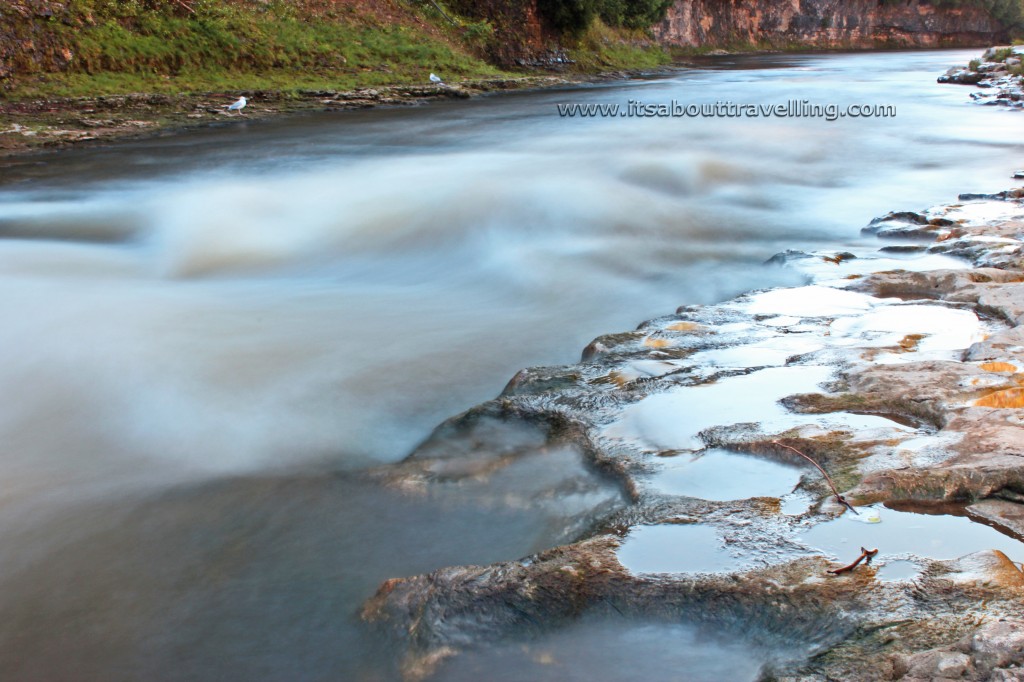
[356,188,1024,681]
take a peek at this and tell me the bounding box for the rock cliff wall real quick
[653,0,1006,49]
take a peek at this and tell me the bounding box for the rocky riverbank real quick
[358,185,1024,680]
[939,45,1024,108]
[7,42,1020,158]
[0,75,578,157]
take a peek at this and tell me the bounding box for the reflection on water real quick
[876,559,923,582]
[0,49,1020,679]
[649,448,807,501]
[801,505,1024,564]
[617,524,737,574]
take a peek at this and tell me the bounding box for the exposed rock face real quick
[363,540,1024,681]
[361,191,1024,681]
[939,46,1024,109]
[445,0,560,67]
[0,1,74,81]
[654,0,1006,49]
[894,619,1024,681]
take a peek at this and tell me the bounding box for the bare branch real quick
[772,440,859,515]
[828,547,878,575]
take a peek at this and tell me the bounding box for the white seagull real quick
[225,96,248,115]
[429,73,443,85]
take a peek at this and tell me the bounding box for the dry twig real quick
[772,440,859,515]
[828,547,878,575]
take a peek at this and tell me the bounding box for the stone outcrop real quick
[654,0,1006,49]
[939,46,1024,109]
[360,190,1024,681]
[364,541,1024,681]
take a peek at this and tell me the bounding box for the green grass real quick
[1,1,681,101]
[567,21,671,71]
[13,58,507,99]
[987,46,1016,62]
[11,67,500,99]
[4,0,509,99]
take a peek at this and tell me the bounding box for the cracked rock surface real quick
[361,192,1024,681]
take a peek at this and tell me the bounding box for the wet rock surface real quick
[359,189,1024,680]
[939,45,1024,109]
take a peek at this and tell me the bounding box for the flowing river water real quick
[0,49,1020,680]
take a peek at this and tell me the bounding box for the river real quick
[0,49,1019,680]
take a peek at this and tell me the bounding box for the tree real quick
[537,0,674,35]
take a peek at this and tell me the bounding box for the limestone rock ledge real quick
[361,190,1024,681]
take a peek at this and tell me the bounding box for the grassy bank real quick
[0,0,669,100]
[2,0,509,98]
[569,21,672,71]
[0,0,670,155]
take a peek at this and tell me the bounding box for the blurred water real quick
[0,49,1020,680]
[437,617,782,682]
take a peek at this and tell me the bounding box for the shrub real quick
[537,0,672,35]
[599,0,673,29]
[991,46,1015,61]
[930,0,1024,34]
[537,0,599,34]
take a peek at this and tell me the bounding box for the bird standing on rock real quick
[429,73,443,85]
[225,96,248,115]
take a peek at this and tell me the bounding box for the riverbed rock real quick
[940,48,1024,107]
[982,45,1024,61]
[968,498,1024,535]
[363,538,1024,680]
[895,618,1024,681]
[938,68,986,85]
[361,191,1024,681]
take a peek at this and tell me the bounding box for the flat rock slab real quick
[361,191,1024,681]
[968,499,1024,537]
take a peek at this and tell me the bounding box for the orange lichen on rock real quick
[975,387,1024,408]
[643,337,671,348]
[980,362,1018,373]
[666,322,703,332]
[606,371,629,388]
[898,334,925,352]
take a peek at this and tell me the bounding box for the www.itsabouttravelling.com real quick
[557,99,896,121]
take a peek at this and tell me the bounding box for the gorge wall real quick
[653,0,1007,49]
